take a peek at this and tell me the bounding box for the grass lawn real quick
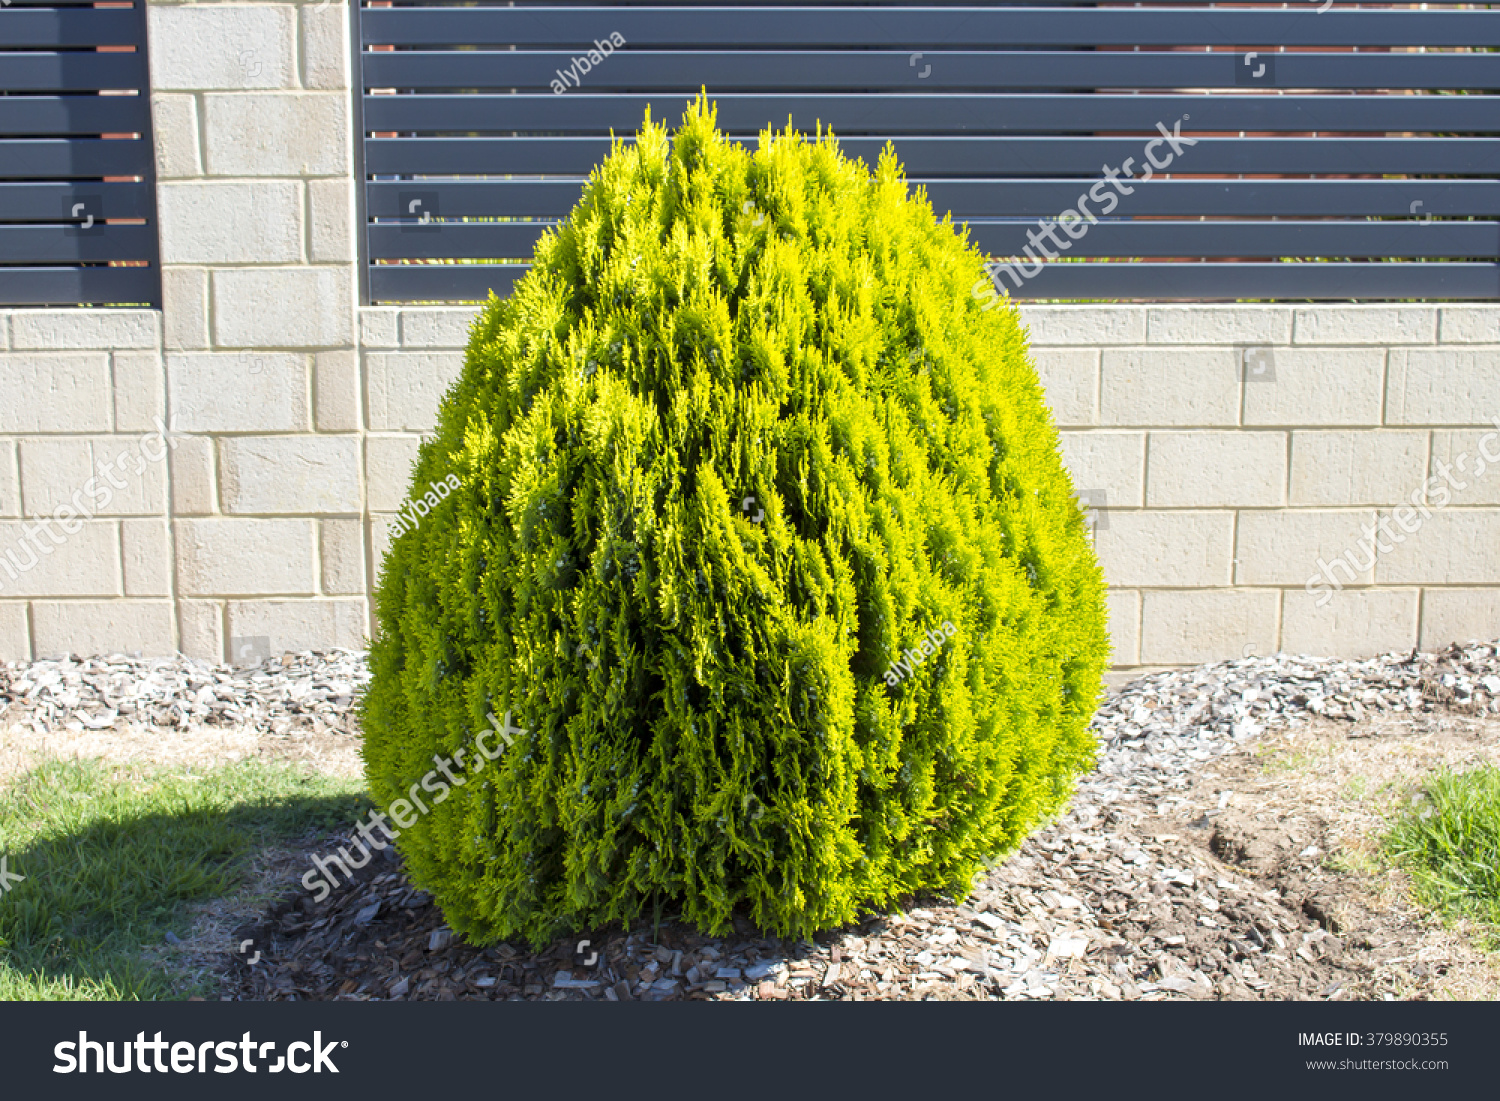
[0,757,366,1000]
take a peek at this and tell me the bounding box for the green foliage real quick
[361,97,1109,947]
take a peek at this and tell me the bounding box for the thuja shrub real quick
[361,98,1109,947]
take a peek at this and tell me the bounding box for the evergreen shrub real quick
[360,98,1110,946]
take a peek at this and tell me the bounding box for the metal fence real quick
[353,0,1500,304]
[0,0,161,308]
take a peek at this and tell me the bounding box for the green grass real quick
[1382,765,1500,948]
[0,758,367,1000]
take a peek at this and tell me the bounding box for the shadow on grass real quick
[0,757,369,1000]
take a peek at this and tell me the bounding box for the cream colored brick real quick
[1386,349,1500,426]
[315,350,360,431]
[1289,430,1428,507]
[301,3,349,90]
[202,93,350,177]
[1019,305,1146,346]
[0,603,27,660]
[167,352,310,432]
[213,268,354,349]
[401,308,477,349]
[366,436,422,512]
[359,309,400,349]
[113,351,164,432]
[151,93,201,179]
[0,315,8,350]
[122,519,171,597]
[1242,348,1385,427]
[219,436,360,514]
[159,181,304,265]
[1100,348,1240,427]
[1438,307,1500,345]
[366,352,463,432]
[176,518,316,596]
[320,519,365,594]
[1031,349,1097,427]
[9,310,159,351]
[1146,431,1285,508]
[1105,588,1139,666]
[1378,510,1500,586]
[309,177,353,263]
[1293,306,1436,345]
[0,521,119,597]
[32,601,174,658]
[1092,511,1234,588]
[178,599,224,662]
[1420,589,1500,649]
[1234,511,1377,588]
[1281,588,1418,659]
[1140,589,1280,666]
[370,514,402,576]
[228,598,367,652]
[0,355,113,432]
[169,435,216,515]
[1430,430,1500,506]
[162,267,210,352]
[1146,306,1292,346]
[149,6,296,91]
[20,437,167,517]
[1057,432,1144,507]
[0,443,18,517]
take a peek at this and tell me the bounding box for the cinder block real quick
[151,93,201,179]
[0,603,28,660]
[1293,306,1436,346]
[1092,510,1234,588]
[148,6,297,91]
[9,311,158,351]
[1290,430,1428,507]
[1031,348,1098,427]
[219,436,360,514]
[1146,306,1292,346]
[1057,431,1145,507]
[178,599,224,662]
[0,355,112,432]
[213,268,354,348]
[1377,510,1500,586]
[0,521,120,597]
[169,435,216,515]
[320,518,365,594]
[359,309,400,349]
[1281,587,1418,659]
[122,518,171,596]
[314,350,360,431]
[1430,430,1500,506]
[113,351,165,432]
[1420,588,1500,649]
[1234,510,1377,588]
[162,267,210,352]
[167,352,310,432]
[0,442,19,517]
[202,93,350,177]
[159,181,304,265]
[32,601,174,658]
[1242,348,1385,427]
[1100,348,1240,427]
[401,308,478,349]
[19,437,167,517]
[175,518,316,595]
[1105,588,1139,666]
[1437,306,1500,345]
[309,178,353,263]
[1386,349,1500,426]
[366,352,463,431]
[301,2,349,91]
[1019,305,1146,346]
[1146,431,1286,508]
[365,436,422,512]
[227,598,367,652]
[1140,589,1280,666]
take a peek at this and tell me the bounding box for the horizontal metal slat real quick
[0,138,153,179]
[0,265,158,307]
[0,95,149,136]
[368,221,558,260]
[360,50,1499,92]
[366,180,590,218]
[369,263,526,302]
[362,92,1500,137]
[998,260,1500,299]
[0,224,157,263]
[363,135,1498,178]
[0,51,147,92]
[0,8,142,47]
[359,8,1500,48]
[0,181,154,221]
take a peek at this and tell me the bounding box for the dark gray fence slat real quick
[0,52,147,92]
[359,8,1499,48]
[0,95,149,136]
[0,224,157,263]
[0,181,154,220]
[368,222,557,260]
[369,263,526,302]
[1005,261,1500,300]
[363,92,1500,136]
[366,180,593,218]
[0,138,153,178]
[0,8,142,47]
[360,50,1498,92]
[0,266,158,307]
